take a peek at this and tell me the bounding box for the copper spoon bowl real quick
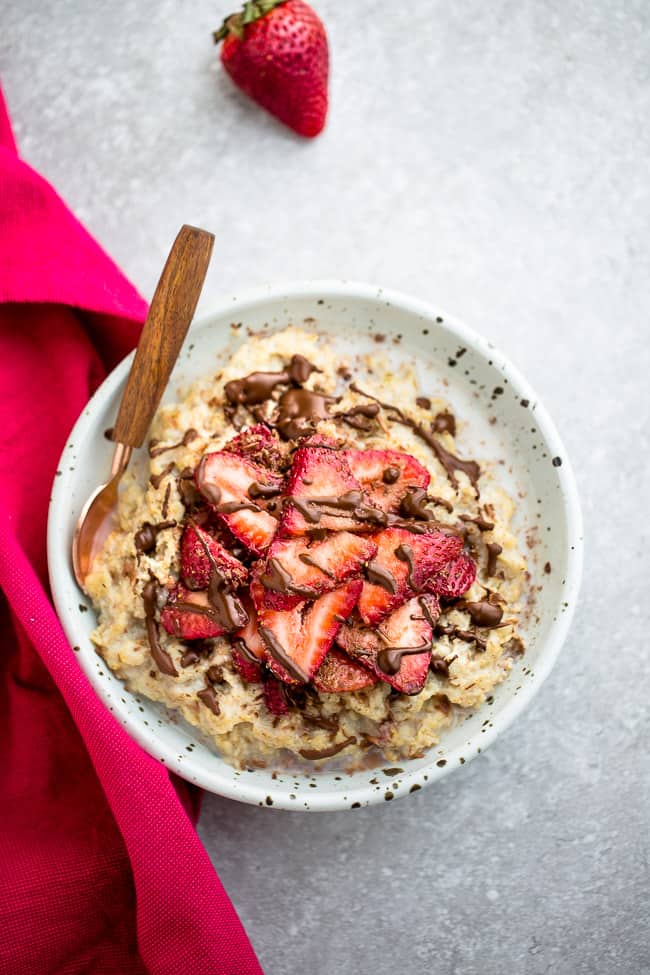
[72,224,214,592]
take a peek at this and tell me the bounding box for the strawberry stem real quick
[213,0,287,43]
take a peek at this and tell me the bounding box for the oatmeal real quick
[86,326,527,769]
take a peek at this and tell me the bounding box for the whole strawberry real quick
[213,0,329,137]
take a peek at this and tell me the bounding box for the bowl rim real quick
[48,279,584,811]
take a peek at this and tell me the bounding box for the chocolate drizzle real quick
[222,354,343,440]
[298,553,335,579]
[430,656,451,677]
[149,428,198,458]
[248,481,282,500]
[150,462,175,489]
[217,500,262,514]
[188,527,248,631]
[400,487,434,521]
[288,490,387,527]
[382,466,401,484]
[435,621,487,652]
[334,402,380,431]
[432,411,457,436]
[299,736,357,760]
[366,560,397,593]
[486,542,503,577]
[395,543,417,589]
[349,384,480,493]
[233,638,261,666]
[224,354,319,406]
[259,627,309,683]
[207,572,248,631]
[180,648,200,668]
[276,387,339,440]
[460,512,495,532]
[142,579,177,677]
[376,641,432,676]
[428,495,454,513]
[417,595,440,629]
[462,599,504,628]
[177,467,201,508]
[134,520,176,554]
[261,558,319,599]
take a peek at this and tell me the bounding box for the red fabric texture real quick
[0,86,263,975]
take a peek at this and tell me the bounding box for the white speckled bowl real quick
[48,282,583,811]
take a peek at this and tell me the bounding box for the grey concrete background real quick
[2,1,649,972]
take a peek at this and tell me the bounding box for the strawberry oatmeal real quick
[86,326,527,769]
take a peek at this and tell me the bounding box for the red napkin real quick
[0,86,263,975]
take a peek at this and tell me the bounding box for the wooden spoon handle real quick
[112,225,215,448]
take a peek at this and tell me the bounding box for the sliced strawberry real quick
[233,595,267,659]
[258,601,304,684]
[160,586,227,639]
[180,523,248,590]
[263,677,289,716]
[260,579,362,685]
[357,528,462,625]
[279,439,384,536]
[259,531,377,610]
[338,595,439,695]
[222,423,284,470]
[231,595,266,682]
[426,553,477,599]
[300,579,362,677]
[231,646,263,683]
[313,648,379,693]
[249,570,267,613]
[196,450,282,554]
[345,449,430,514]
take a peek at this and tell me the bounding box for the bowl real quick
[48,281,583,811]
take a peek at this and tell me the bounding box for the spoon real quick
[72,224,214,592]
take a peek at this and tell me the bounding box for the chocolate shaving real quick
[301,713,340,733]
[197,686,221,715]
[161,482,172,519]
[299,736,357,760]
